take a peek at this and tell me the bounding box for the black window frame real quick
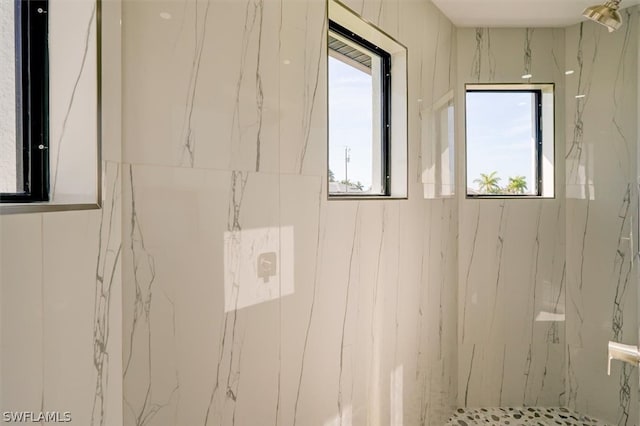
[465,88,543,198]
[327,19,392,198]
[1,0,50,203]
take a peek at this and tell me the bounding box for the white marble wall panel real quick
[457,199,566,407]
[122,0,458,425]
[279,0,327,175]
[119,169,455,425]
[413,6,458,422]
[121,164,284,425]
[0,214,44,413]
[49,0,99,202]
[42,166,122,426]
[416,198,458,423]
[456,27,567,408]
[0,162,123,426]
[564,8,639,425]
[123,0,282,173]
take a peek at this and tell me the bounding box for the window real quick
[328,0,407,199]
[465,84,554,198]
[328,20,390,196]
[1,0,49,202]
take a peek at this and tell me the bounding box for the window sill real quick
[465,195,556,200]
[328,195,408,201]
[0,202,101,215]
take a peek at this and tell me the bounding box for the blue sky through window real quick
[466,91,537,194]
[328,55,374,190]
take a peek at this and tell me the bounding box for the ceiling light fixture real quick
[582,0,623,32]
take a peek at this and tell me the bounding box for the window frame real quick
[464,84,553,199]
[1,0,50,203]
[327,19,392,198]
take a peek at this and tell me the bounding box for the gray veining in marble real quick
[51,3,96,198]
[179,0,211,168]
[337,204,361,423]
[292,182,326,426]
[523,28,533,79]
[204,171,249,425]
[123,165,179,426]
[470,28,496,82]
[461,203,480,345]
[297,10,326,174]
[92,162,122,426]
[564,8,639,424]
[457,26,566,410]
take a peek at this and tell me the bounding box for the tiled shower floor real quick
[446,407,609,425]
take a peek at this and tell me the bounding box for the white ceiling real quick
[431,0,640,27]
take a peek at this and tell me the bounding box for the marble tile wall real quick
[564,8,639,425]
[7,1,636,425]
[0,174,121,426]
[456,27,567,408]
[0,0,123,424]
[121,0,458,425]
[455,8,640,425]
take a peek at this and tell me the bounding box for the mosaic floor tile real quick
[446,407,610,425]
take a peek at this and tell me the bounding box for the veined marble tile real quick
[414,26,458,379]
[416,199,459,425]
[42,162,123,426]
[121,164,296,425]
[123,0,282,173]
[564,8,639,425]
[120,0,459,424]
[565,12,638,193]
[456,27,566,410]
[279,0,327,176]
[0,162,122,426]
[0,0,120,419]
[457,198,565,407]
[49,0,99,202]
